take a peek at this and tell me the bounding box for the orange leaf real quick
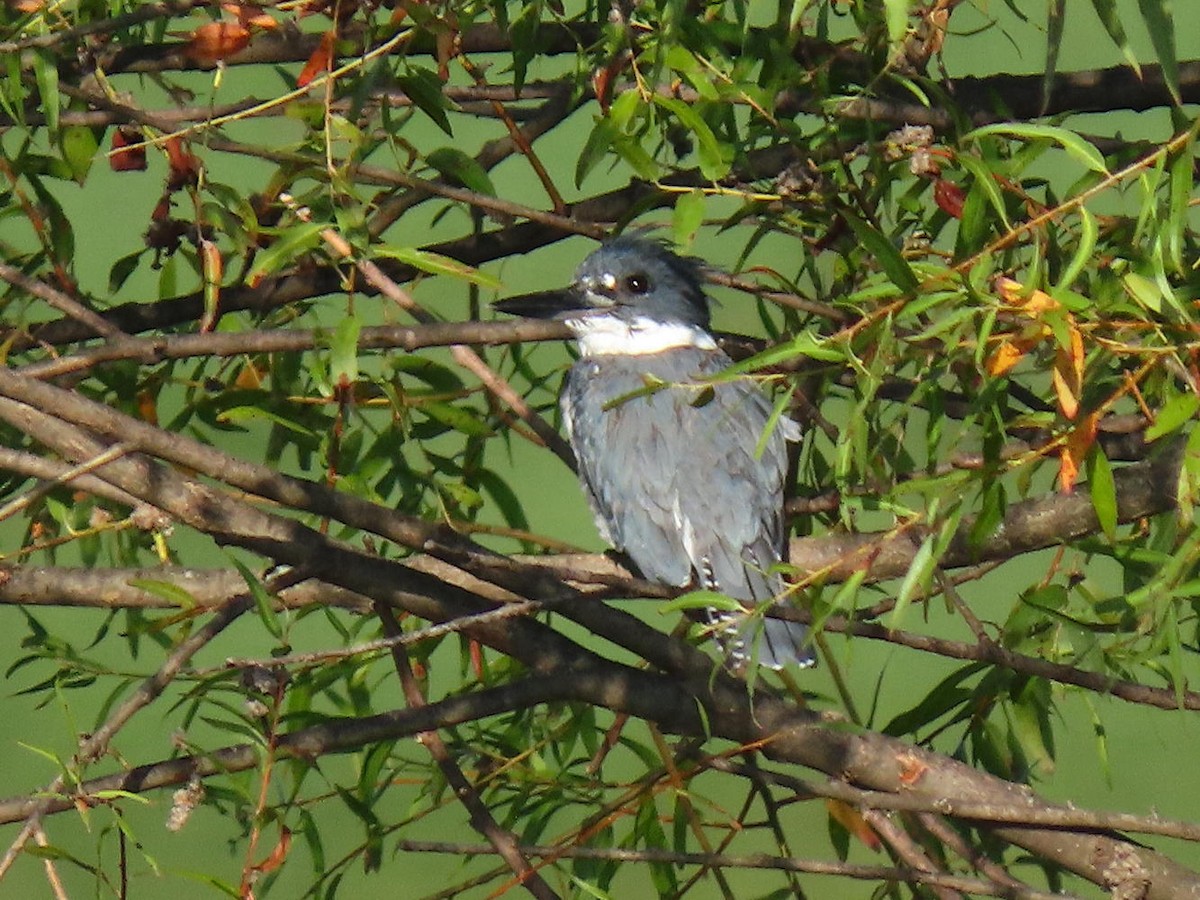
[110,126,147,172]
[987,335,1038,376]
[826,799,881,852]
[185,21,251,66]
[435,28,457,81]
[163,136,202,190]
[1059,411,1098,493]
[297,30,336,87]
[235,361,264,390]
[251,827,292,876]
[222,3,278,29]
[136,390,159,426]
[1051,323,1084,420]
[994,276,1059,317]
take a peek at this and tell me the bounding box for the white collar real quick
[565,315,717,356]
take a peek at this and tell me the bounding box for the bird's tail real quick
[705,609,816,670]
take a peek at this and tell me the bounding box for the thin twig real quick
[392,838,1075,899]
[374,601,559,900]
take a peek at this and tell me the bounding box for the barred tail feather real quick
[704,609,816,670]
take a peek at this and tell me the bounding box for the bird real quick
[495,236,814,670]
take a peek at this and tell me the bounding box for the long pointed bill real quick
[493,288,584,320]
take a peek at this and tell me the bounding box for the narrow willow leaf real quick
[374,245,502,288]
[1137,0,1180,105]
[33,50,59,137]
[231,559,281,640]
[127,579,200,609]
[883,0,910,45]
[330,314,361,387]
[1145,392,1200,442]
[1089,0,1141,77]
[425,147,496,197]
[1040,0,1065,114]
[1165,135,1194,274]
[890,535,935,627]
[421,400,494,437]
[1085,445,1118,541]
[842,211,919,293]
[245,222,326,287]
[1054,206,1097,291]
[652,95,731,180]
[661,589,742,614]
[671,189,705,249]
[396,67,453,135]
[965,123,1109,175]
[576,117,616,188]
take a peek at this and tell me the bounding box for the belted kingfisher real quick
[496,237,813,670]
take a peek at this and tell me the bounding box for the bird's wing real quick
[563,350,792,599]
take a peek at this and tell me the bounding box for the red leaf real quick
[110,126,147,172]
[933,178,965,218]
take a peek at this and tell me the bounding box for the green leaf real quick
[425,147,496,197]
[957,154,1012,230]
[127,579,200,609]
[1137,0,1180,104]
[890,534,935,628]
[330,314,361,387]
[671,189,705,249]
[421,400,494,437]
[59,125,98,184]
[108,250,145,294]
[1088,0,1141,77]
[883,664,983,736]
[841,211,919,293]
[373,245,501,288]
[477,468,529,531]
[884,0,910,45]
[1145,392,1200,442]
[652,95,731,180]
[231,558,282,641]
[1010,680,1055,775]
[245,222,326,286]
[661,589,742,615]
[1085,446,1118,541]
[1054,206,1096,292]
[1165,135,1194,274]
[33,50,59,138]
[396,67,453,135]
[1040,0,1065,115]
[965,123,1109,175]
[576,117,617,188]
[1121,271,1163,312]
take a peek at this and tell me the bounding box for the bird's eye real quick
[624,273,650,294]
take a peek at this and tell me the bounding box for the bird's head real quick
[495,237,714,355]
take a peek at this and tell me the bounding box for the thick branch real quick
[789,442,1182,582]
